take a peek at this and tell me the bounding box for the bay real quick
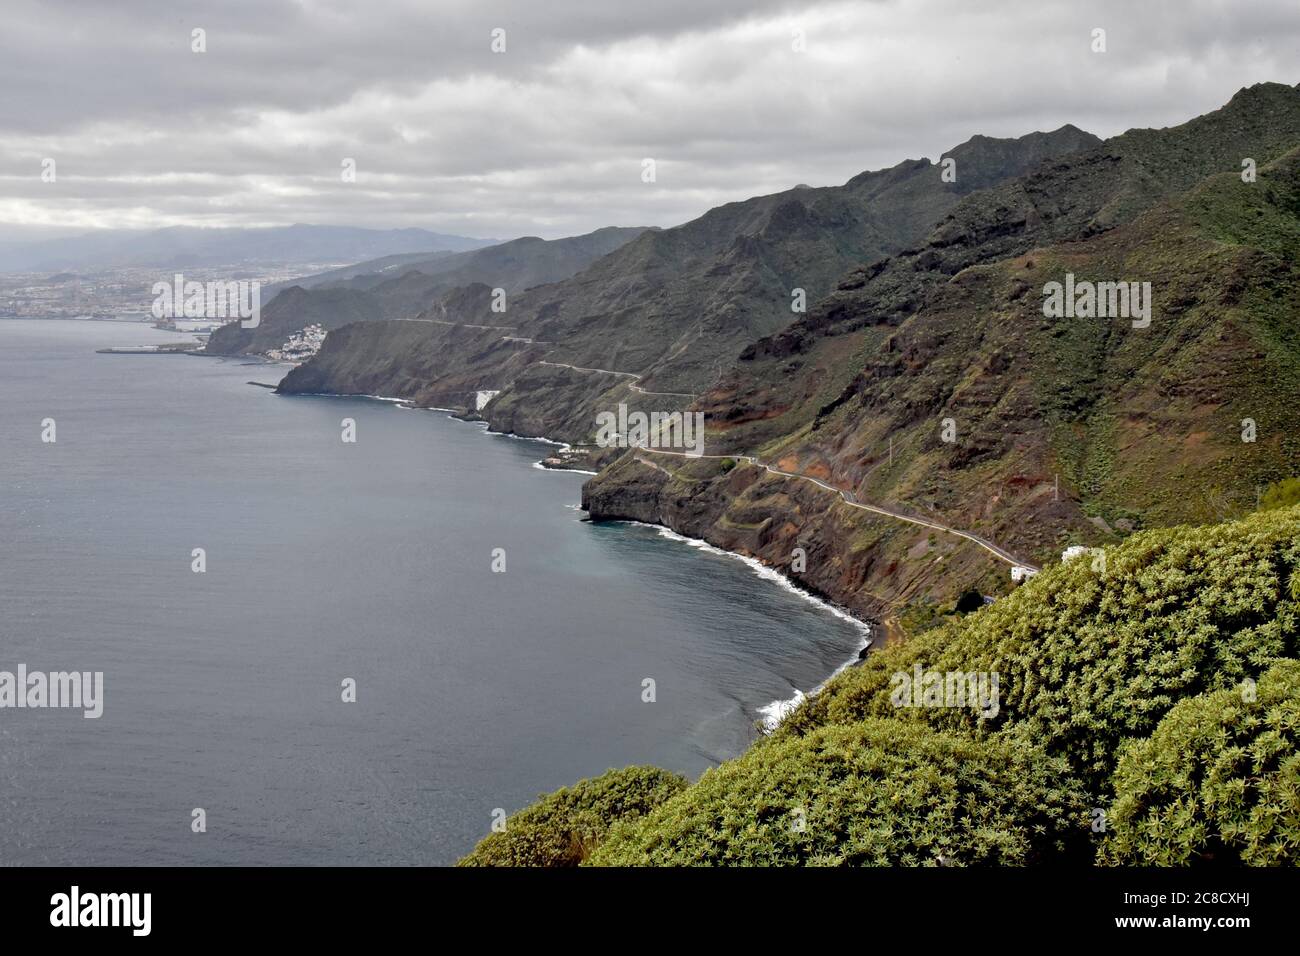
[0,319,866,865]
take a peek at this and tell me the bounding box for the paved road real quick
[628,381,696,398]
[538,359,637,378]
[404,326,696,397]
[632,446,1039,571]
[537,360,697,399]
[408,318,517,331]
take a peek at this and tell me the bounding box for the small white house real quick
[1011,565,1038,584]
[1061,545,1090,563]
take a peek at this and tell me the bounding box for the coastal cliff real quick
[581,90,1300,628]
[581,452,1009,628]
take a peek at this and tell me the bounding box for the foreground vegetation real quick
[461,505,1300,866]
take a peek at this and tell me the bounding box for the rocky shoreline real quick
[581,450,1004,638]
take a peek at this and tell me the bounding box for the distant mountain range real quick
[0,224,496,274]
[205,226,648,356]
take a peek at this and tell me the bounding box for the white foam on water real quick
[757,690,806,733]
[622,522,873,731]
[287,390,412,405]
[484,427,565,446]
[531,461,598,475]
[652,526,871,633]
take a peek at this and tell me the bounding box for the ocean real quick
[0,319,867,865]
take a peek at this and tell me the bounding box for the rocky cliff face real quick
[699,83,1300,457]
[581,453,1011,630]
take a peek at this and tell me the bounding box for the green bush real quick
[1260,477,1300,511]
[1100,659,1300,866]
[588,718,1090,866]
[457,766,687,867]
[779,506,1300,790]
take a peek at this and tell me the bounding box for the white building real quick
[1061,545,1090,563]
[1011,565,1038,584]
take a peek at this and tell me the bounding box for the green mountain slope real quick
[582,83,1300,622]
[696,82,1300,455]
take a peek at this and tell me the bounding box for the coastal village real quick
[263,323,327,364]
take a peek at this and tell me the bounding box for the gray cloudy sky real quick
[1,0,1297,241]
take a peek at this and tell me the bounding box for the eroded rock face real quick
[652,87,1300,623]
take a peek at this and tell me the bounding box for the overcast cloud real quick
[1,0,1297,241]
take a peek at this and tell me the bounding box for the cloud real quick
[1,0,1296,240]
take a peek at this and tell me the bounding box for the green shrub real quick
[779,506,1300,791]
[1260,477,1300,511]
[457,766,687,867]
[1100,659,1300,866]
[588,718,1090,866]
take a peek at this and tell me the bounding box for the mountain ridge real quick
[277,123,1102,426]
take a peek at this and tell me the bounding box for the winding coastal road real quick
[409,318,517,331]
[405,320,697,398]
[632,447,1039,571]
[536,359,697,399]
[408,321,1033,570]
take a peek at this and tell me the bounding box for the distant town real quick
[0,264,330,324]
